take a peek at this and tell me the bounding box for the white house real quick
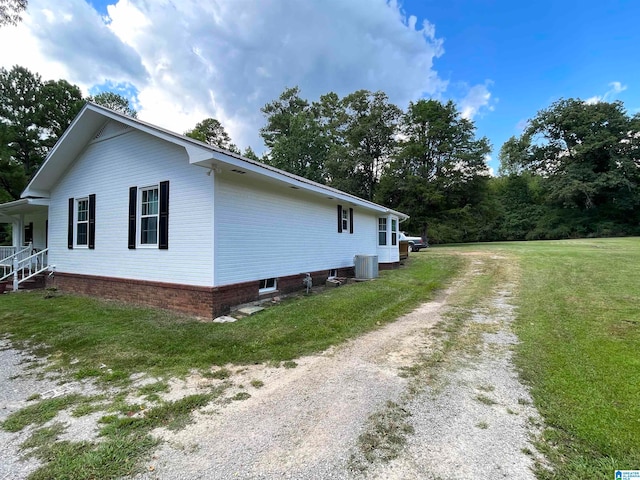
[0,103,408,317]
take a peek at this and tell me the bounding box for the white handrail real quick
[12,248,49,290]
[0,246,17,260]
[1,243,32,283]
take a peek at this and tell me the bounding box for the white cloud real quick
[459,80,494,120]
[585,81,628,105]
[484,154,495,176]
[1,0,451,152]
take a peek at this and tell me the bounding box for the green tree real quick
[184,118,239,153]
[491,173,546,240]
[42,79,84,138]
[260,87,334,184]
[377,99,491,242]
[242,146,260,161]
[335,90,401,200]
[88,91,137,118]
[505,98,640,236]
[260,86,310,149]
[0,0,27,27]
[498,134,531,176]
[0,66,83,199]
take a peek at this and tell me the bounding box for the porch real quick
[0,198,50,292]
[0,244,49,292]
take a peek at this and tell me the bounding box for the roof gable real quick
[22,103,407,219]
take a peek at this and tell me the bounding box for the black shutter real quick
[159,181,169,250]
[337,205,343,233]
[128,187,137,249]
[67,198,74,249]
[88,194,96,249]
[349,208,354,234]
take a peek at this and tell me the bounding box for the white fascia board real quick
[22,102,408,220]
[0,198,49,217]
[189,150,409,219]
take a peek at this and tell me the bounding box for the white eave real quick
[0,198,49,221]
[22,102,409,221]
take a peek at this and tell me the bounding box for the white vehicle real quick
[399,232,429,252]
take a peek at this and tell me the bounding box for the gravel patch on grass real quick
[0,338,105,480]
[365,279,543,479]
[0,340,55,480]
[132,297,449,480]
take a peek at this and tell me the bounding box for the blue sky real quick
[1,0,638,174]
[405,0,639,167]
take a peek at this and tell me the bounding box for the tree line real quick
[2,64,639,244]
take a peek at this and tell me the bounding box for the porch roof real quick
[0,198,49,222]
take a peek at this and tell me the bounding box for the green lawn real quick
[0,253,461,382]
[0,253,461,480]
[2,239,639,479]
[435,238,640,478]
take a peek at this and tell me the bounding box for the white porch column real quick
[12,216,22,247]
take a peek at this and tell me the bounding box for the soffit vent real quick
[93,124,107,140]
[91,121,132,143]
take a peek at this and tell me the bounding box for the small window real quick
[140,186,159,245]
[259,278,277,293]
[76,198,89,246]
[329,269,338,278]
[378,218,387,246]
[391,219,397,246]
[342,208,349,231]
[24,222,33,244]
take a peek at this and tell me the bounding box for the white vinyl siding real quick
[48,125,214,286]
[46,119,399,288]
[214,174,378,286]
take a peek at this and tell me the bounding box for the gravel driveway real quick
[0,254,543,479]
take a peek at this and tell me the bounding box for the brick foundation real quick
[379,262,400,270]
[46,265,363,319]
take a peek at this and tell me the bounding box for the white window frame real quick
[342,208,349,232]
[378,217,387,246]
[259,278,277,294]
[328,269,338,279]
[139,185,159,247]
[75,197,89,248]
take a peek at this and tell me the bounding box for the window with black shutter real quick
[69,195,96,249]
[129,182,169,249]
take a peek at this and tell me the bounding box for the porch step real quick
[18,273,46,290]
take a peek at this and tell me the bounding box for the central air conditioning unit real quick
[354,254,378,280]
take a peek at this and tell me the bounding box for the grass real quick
[250,379,264,388]
[2,394,93,432]
[16,392,220,480]
[0,253,460,480]
[0,254,461,384]
[435,238,640,478]
[350,401,415,472]
[475,394,498,406]
[4,238,638,478]
[510,238,640,479]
